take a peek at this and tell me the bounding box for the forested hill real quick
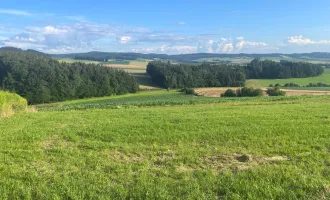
[52,51,330,62]
[0,51,138,104]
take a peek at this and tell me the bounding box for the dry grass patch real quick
[201,153,289,172]
[40,135,73,150]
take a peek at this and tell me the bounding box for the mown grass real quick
[0,91,27,117]
[246,68,330,88]
[1,93,330,199]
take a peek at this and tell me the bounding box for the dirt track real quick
[194,88,330,97]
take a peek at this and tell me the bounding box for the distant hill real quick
[52,51,330,63]
[0,47,48,56]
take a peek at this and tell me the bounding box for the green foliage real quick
[246,58,324,79]
[0,51,139,104]
[0,90,27,116]
[147,61,246,88]
[306,82,330,87]
[183,88,196,95]
[284,83,300,87]
[267,87,286,96]
[246,68,330,88]
[221,89,237,97]
[235,87,264,97]
[1,93,330,198]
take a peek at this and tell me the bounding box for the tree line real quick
[0,51,138,104]
[147,61,246,88]
[246,59,324,79]
[147,59,324,89]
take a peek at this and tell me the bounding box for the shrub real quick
[238,87,264,97]
[221,87,263,97]
[221,89,237,97]
[269,84,274,87]
[266,87,286,96]
[275,83,281,87]
[306,83,330,87]
[284,83,300,87]
[184,88,196,95]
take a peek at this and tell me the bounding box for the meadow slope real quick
[246,68,330,88]
[0,92,330,199]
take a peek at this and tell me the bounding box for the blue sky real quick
[1,0,330,54]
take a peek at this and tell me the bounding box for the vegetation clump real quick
[183,88,197,95]
[306,82,330,87]
[0,90,27,117]
[283,83,300,87]
[221,89,237,97]
[221,87,264,97]
[266,87,286,96]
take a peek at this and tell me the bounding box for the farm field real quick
[1,91,330,199]
[103,60,148,73]
[195,87,330,97]
[246,68,330,88]
[55,58,102,64]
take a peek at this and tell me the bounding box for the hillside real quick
[0,91,329,199]
[0,91,27,117]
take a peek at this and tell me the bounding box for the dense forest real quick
[245,59,324,79]
[147,61,246,88]
[0,51,138,104]
[147,59,324,89]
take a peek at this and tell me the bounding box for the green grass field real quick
[246,68,330,88]
[1,91,330,199]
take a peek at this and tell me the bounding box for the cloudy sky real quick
[1,0,330,54]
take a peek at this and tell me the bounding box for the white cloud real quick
[178,22,186,25]
[198,37,269,53]
[132,45,197,54]
[0,36,8,41]
[288,35,330,45]
[119,36,132,44]
[0,9,32,16]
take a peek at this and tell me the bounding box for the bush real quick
[266,87,286,96]
[306,83,330,87]
[238,87,264,97]
[184,88,196,95]
[284,83,300,87]
[275,83,281,87]
[221,89,237,97]
[221,87,263,97]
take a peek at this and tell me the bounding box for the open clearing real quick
[1,91,330,199]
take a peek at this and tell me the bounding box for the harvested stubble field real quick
[195,87,330,97]
[1,91,330,199]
